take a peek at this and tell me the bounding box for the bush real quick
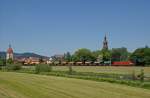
[132,70,136,80]
[7,58,13,64]
[6,64,22,71]
[140,69,144,82]
[68,65,73,74]
[35,64,52,74]
[140,82,150,89]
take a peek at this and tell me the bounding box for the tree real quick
[101,49,111,62]
[2,59,6,66]
[93,50,103,62]
[7,58,13,64]
[64,52,72,62]
[74,48,96,63]
[39,57,44,64]
[0,57,3,65]
[71,55,79,62]
[92,50,101,58]
[130,47,150,66]
[140,69,144,82]
[111,47,129,62]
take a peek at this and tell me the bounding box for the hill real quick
[0,72,150,98]
[0,51,49,59]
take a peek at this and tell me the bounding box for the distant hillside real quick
[0,51,49,59]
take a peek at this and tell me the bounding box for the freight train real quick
[47,61,134,66]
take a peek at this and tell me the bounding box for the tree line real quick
[0,46,150,66]
[63,46,150,66]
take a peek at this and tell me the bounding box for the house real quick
[24,57,40,65]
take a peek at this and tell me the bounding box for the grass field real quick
[44,66,150,76]
[23,66,150,75]
[0,72,150,98]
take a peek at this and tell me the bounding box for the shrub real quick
[140,69,144,82]
[7,58,13,64]
[6,64,22,71]
[140,82,150,89]
[68,65,74,74]
[35,64,52,74]
[132,70,136,80]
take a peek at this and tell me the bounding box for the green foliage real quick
[140,69,144,82]
[35,64,52,73]
[74,48,96,62]
[0,57,2,65]
[92,50,101,58]
[6,64,22,71]
[68,65,73,74]
[0,57,6,66]
[64,52,72,62]
[130,47,150,65]
[92,50,103,62]
[111,47,129,62]
[101,49,111,61]
[7,58,13,64]
[131,70,136,80]
[144,56,150,66]
[71,55,79,62]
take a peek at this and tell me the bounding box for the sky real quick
[0,0,150,56]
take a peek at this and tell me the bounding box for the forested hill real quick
[0,51,49,59]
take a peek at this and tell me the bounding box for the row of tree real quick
[0,46,150,66]
[63,46,150,66]
[130,46,150,65]
[0,58,13,66]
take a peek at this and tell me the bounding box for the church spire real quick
[103,34,108,50]
[9,44,11,48]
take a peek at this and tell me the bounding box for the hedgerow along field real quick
[0,72,150,98]
[23,65,150,76]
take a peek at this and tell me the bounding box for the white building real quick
[46,57,53,64]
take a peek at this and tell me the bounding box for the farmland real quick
[0,72,150,98]
[23,65,150,76]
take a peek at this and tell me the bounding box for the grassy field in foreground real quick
[0,72,150,98]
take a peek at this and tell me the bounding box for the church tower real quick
[6,44,14,60]
[103,34,108,50]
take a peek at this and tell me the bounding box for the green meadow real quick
[23,65,150,76]
[52,66,150,75]
[0,72,150,98]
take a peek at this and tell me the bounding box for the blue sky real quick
[0,0,150,56]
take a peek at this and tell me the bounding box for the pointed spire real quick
[9,44,11,48]
[104,34,107,41]
[103,33,108,50]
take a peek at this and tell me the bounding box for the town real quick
[0,0,150,98]
[2,35,149,66]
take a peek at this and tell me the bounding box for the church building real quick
[103,35,108,50]
[6,44,14,60]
